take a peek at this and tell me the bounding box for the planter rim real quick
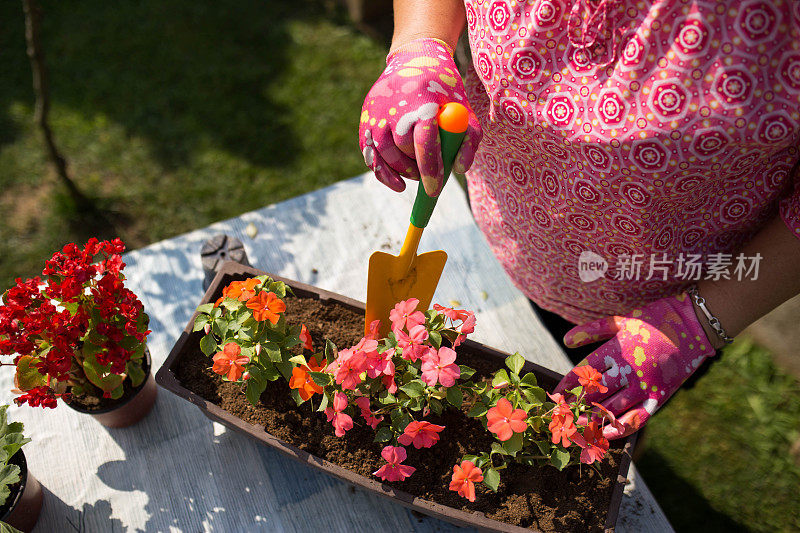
[156,261,636,533]
[0,449,28,522]
[65,345,152,415]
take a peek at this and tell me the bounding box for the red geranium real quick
[0,238,150,408]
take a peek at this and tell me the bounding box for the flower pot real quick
[66,347,158,428]
[0,450,43,533]
[156,261,636,532]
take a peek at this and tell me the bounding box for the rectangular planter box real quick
[156,261,635,532]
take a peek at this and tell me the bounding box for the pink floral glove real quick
[554,293,717,440]
[359,38,482,197]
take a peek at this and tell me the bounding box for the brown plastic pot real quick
[0,450,44,533]
[66,347,158,428]
[156,261,636,532]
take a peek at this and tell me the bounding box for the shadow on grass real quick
[636,448,748,533]
[0,0,352,168]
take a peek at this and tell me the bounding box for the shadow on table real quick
[94,388,474,532]
[39,487,124,533]
[634,449,748,533]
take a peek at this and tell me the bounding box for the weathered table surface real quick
[1,173,673,532]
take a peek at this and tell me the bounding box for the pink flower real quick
[334,348,366,390]
[389,298,426,333]
[547,393,577,447]
[324,392,353,437]
[395,324,429,362]
[420,347,461,387]
[578,421,609,464]
[381,374,398,394]
[354,396,384,429]
[449,460,483,502]
[366,348,395,379]
[373,446,416,482]
[458,311,476,334]
[433,303,460,321]
[591,402,625,434]
[486,398,528,441]
[365,319,381,340]
[397,420,445,449]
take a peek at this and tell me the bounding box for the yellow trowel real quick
[365,102,469,337]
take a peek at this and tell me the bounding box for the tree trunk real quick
[22,0,87,204]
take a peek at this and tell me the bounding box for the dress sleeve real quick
[779,166,800,242]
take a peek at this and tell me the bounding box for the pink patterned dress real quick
[463,0,800,324]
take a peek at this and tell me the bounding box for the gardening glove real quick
[359,38,482,197]
[554,292,717,440]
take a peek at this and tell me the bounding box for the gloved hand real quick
[359,38,482,197]
[554,292,717,439]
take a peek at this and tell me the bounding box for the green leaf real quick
[502,432,523,456]
[288,354,307,366]
[458,365,476,380]
[245,374,267,406]
[428,330,442,349]
[374,427,394,443]
[199,334,218,357]
[82,351,124,395]
[483,468,500,492]
[523,386,546,405]
[467,403,488,418]
[0,520,23,533]
[276,362,293,381]
[309,372,333,387]
[126,360,146,388]
[13,356,46,391]
[490,443,509,456]
[324,340,337,365]
[399,380,425,399]
[429,397,443,415]
[264,342,283,363]
[211,318,229,338]
[0,464,21,508]
[520,372,538,388]
[378,391,397,405]
[193,315,209,332]
[290,388,305,406]
[267,281,287,298]
[492,369,510,388]
[550,448,571,471]
[220,298,243,312]
[196,303,214,315]
[535,440,551,455]
[445,386,463,408]
[505,352,525,377]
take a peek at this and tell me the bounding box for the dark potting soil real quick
[176,294,623,532]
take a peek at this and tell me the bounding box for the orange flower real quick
[223,278,261,302]
[572,365,608,394]
[288,357,325,400]
[449,460,483,502]
[486,398,528,441]
[212,343,249,381]
[246,291,286,323]
[299,324,313,351]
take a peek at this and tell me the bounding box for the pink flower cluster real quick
[319,299,475,484]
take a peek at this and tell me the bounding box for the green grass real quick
[639,339,800,532]
[2,2,800,531]
[0,0,387,289]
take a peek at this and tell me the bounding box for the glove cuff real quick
[386,38,455,64]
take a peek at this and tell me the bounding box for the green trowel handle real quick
[409,127,466,229]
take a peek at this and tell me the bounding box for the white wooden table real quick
[1,173,673,532]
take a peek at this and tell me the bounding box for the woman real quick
[359,0,800,438]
